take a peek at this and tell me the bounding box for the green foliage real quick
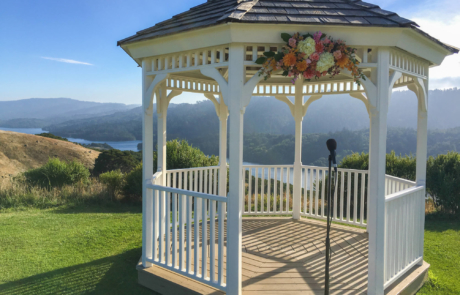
[23,158,90,189]
[159,139,219,170]
[93,149,140,176]
[99,170,124,200]
[281,33,292,42]
[340,151,416,181]
[37,133,68,141]
[427,152,460,215]
[122,164,143,202]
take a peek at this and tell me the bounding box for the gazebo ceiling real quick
[118,0,419,46]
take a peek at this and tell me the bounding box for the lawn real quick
[0,204,157,295]
[418,216,460,294]
[0,205,458,295]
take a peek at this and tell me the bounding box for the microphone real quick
[326,139,337,171]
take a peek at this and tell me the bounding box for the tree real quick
[93,149,139,176]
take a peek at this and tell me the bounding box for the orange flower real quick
[296,60,308,72]
[283,53,297,67]
[270,58,277,69]
[337,55,349,68]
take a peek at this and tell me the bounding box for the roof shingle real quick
[117,0,458,54]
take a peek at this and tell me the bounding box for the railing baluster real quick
[321,169,326,218]
[286,168,290,212]
[159,190,165,263]
[354,172,358,223]
[172,192,177,268]
[261,168,265,213]
[165,191,171,266]
[255,168,259,213]
[347,172,351,222]
[248,168,252,213]
[218,201,224,285]
[186,195,191,273]
[194,197,199,276]
[267,168,271,213]
[361,173,366,225]
[305,168,313,216]
[201,197,208,279]
[153,189,158,261]
[210,200,216,282]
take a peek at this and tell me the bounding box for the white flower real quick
[316,52,335,73]
[297,37,316,58]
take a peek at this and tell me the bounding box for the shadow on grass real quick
[425,212,460,232]
[50,202,143,215]
[0,248,157,295]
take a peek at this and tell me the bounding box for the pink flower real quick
[303,69,315,79]
[323,38,331,44]
[314,31,322,43]
[289,38,297,48]
[311,52,320,61]
[306,59,312,64]
[288,71,293,77]
[333,50,342,60]
[322,71,327,76]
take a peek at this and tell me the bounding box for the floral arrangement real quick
[255,32,366,85]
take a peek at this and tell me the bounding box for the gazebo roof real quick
[119,0,419,45]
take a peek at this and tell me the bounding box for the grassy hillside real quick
[0,131,99,179]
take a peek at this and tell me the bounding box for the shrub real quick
[122,164,142,202]
[426,152,460,215]
[23,158,90,189]
[123,140,219,201]
[340,151,416,181]
[93,149,139,176]
[99,170,124,201]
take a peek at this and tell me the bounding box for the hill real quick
[43,89,460,144]
[0,131,100,179]
[0,98,138,127]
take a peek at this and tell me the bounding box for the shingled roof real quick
[117,0,458,54]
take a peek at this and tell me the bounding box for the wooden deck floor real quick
[240,218,368,294]
[140,217,369,295]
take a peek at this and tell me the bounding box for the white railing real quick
[301,166,369,227]
[243,165,294,215]
[165,166,222,196]
[242,165,369,227]
[145,183,227,291]
[384,186,425,289]
[385,174,416,196]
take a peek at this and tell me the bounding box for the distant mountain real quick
[44,88,460,140]
[0,98,139,127]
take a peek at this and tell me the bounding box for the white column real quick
[414,79,428,265]
[218,96,228,197]
[292,78,304,219]
[142,61,154,267]
[226,44,246,295]
[367,49,391,295]
[157,85,167,186]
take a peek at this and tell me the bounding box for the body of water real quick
[0,128,141,151]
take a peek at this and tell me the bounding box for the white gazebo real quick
[118,1,458,294]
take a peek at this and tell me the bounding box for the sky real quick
[0,0,459,105]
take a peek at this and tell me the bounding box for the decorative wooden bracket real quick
[143,73,168,114]
[275,94,323,118]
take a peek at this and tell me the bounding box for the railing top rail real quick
[385,174,417,185]
[385,185,424,202]
[146,184,228,202]
[164,166,220,172]
[243,164,294,168]
[302,164,368,173]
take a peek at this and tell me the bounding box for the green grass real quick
[418,215,460,294]
[0,204,458,295]
[0,204,157,295]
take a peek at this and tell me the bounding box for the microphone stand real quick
[325,154,333,295]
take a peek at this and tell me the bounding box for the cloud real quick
[41,57,93,66]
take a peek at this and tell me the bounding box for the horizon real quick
[1,0,459,105]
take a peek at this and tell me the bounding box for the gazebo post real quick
[157,85,168,186]
[141,61,154,268]
[292,77,305,220]
[409,78,428,265]
[367,48,401,295]
[226,44,246,295]
[218,96,229,197]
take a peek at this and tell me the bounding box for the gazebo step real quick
[137,261,225,295]
[385,261,430,295]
